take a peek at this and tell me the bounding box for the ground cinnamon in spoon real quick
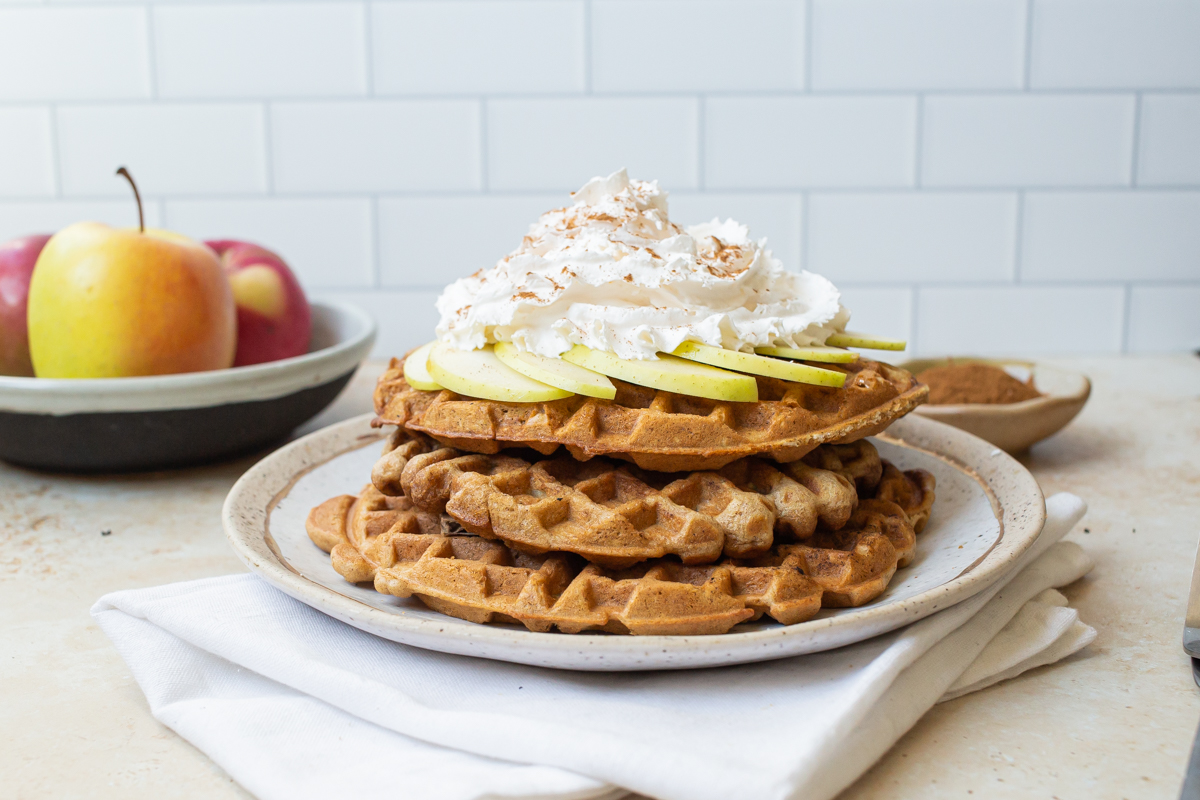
[917,363,1042,405]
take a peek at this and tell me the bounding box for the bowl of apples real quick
[0,169,375,472]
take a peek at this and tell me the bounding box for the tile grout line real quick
[13,186,1200,205]
[479,97,489,193]
[362,1,374,96]
[48,104,63,198]
[1130,92,1143,186]
[799,190,809,272]
[1120,282,1133,353]
[804,0,813,92]
[1013,190,1025,283]
[144,4,159,100]
[261,101,275,194]
[583,0,593,94]
[370,195,382,289]
[15,88,1200,106]
[914,94,924,188]
[908,285,920,355]
[1022,0,1035,90]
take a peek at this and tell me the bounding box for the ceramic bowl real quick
[901,357,1090,453]
[0,300,376,472]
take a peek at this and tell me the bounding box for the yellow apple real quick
[494,341,616,399]
[427,343,572,402]
[671,342,846,388]
[825,331,907,351]
[28,222,236,378]
[403,341,443,391]
[754,345,858,363]
[561,345,758,402]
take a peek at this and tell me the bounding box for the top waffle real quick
[373,354,928,471]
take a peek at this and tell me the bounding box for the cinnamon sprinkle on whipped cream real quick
[436,169,850,360]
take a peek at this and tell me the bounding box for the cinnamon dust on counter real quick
[916,363,1042,405]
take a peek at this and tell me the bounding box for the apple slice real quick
[754,345,858,364]
[825,331,907,351]
[562,345,758,402]
[427,343,572,403]
[403,341,443,391]
[494,341,616,400]
[672,342,846,388]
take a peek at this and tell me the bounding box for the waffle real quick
[373,355,929,472]
[306,481,927,635]
[874,461,936,533]
[370,432,891,567]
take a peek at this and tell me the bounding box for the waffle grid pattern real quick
[374,356,929,471]
[306,440,935,635]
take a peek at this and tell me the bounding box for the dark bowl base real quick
[0,370,355,473]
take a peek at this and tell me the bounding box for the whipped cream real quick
[436,169,849,360]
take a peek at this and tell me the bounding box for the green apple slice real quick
[403,341,444,391]
[494,341,616,400]
[562,345,758,402]
[427,343,573,403]
[754,345,858,364]
[825,331,907,351]
[672,342,846,388]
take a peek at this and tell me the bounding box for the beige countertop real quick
[3,355,1198,799]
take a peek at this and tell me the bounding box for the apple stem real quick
[115,166,145,233]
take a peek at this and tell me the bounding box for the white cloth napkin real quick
[93,492,1094,800]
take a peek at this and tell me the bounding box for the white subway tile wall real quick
[0,8,151,101]
[916,285,1127,354]
[810,0,1026,90]
[154,4,369,99]
[1137,94,1200,185]
[57,104,269,196]
[705,96,917,188]
[1127,285,1200,352]
[807,192,1017,283]
[372,1,585,95]
[1030,0,1200,89]
[0,108,55,197]
[377,194,559,287]
[486,96,699,190]
[164,198,375,289]
[270,100,481,192]
[592,1,805,92]
[1,0,1195,357]
[921,94,1136,186]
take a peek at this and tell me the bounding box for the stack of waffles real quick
[306,352,936,636]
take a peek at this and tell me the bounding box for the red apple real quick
[207,240,311,367]
[0,234,52,377]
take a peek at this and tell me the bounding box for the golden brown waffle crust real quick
[307,485,925,635]
[371,434,903,568]
[373,353,929,472]
[304,441,936,636]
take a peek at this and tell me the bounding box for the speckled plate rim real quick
[222,411,1046,671]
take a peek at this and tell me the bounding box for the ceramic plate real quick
[223,412,1045,671]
